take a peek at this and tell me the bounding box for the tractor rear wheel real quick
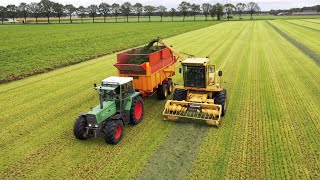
[214,89,227,116]
[73,115,88,140]
[167,79,174,95]
[103,120,124,145]
[157,84,168,100]
[173,89,187,101]
[130,96,144,125]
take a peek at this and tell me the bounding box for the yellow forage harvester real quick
[163,58,226,126]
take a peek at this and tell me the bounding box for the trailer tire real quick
[214,89,227,116]
[73,116,88,140]
[130,96,144,125]
[103,120,124,145]
[157,84,168,100]
[167,80,174,95]
[173,89,187,101]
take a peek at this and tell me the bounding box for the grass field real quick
[0,20,319,179]
[0,21,218,83]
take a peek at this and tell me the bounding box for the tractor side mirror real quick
[94,83,97,87]
[179,68,182,74]
[218,70,223,76]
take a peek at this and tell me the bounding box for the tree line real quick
[0,0,260,24]
[270,5,320,15]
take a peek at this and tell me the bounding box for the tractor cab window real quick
[183,65,206,88]
[127,81,134,93]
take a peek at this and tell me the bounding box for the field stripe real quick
[283,20,320,32]
[266,21,320,64]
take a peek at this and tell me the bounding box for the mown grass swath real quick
[0,21,219,83]
[0,20,319,179]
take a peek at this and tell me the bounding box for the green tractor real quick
[73,76,144,144]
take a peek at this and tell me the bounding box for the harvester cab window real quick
[208,65,215,85]
[183,65,206,88]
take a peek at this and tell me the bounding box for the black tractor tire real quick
[73,115,88,140]
[214,89,227,116]
[173,89,187,101]
[103,120,124,145]
[157,84,168,100]
[167,79,174,95]
[130,96,144,125]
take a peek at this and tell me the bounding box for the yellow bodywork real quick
[162,57,225,126]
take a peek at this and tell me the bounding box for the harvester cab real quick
[74,76,144,144]
[163,57,227,126]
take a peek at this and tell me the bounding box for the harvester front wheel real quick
[157,84,168,100]
[73,116,88,140]
[167,80,174,95]
[173,89,187,101]
[103,120,124,145]
[214,89,227,116]
[130,96,144,125]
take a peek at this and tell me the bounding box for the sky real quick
[0,0,319,11]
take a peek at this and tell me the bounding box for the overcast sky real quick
[0,0,319,11]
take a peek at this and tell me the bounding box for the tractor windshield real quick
[183,65,206,88]
[102,84,121,100]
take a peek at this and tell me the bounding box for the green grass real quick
[0,21,219,83]
[268,20,320,54]
[0,20,319,179]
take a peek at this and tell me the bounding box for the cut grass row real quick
[268,20,320,54]
[287,19,320,30]
[0,21,219,83]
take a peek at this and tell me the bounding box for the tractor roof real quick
[102,76,133,85]
[182,58,209,65]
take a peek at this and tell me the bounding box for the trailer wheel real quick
[103,120,124,145]
[167,80,174,95]
[157,84,168,100]
[214,89,227,116]
[73,116,88,140]
[173,89,187,101]
[130,96,144,125]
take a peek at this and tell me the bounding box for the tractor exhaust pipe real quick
[99,92,103,109]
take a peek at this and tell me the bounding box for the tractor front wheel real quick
[157,84,168,100]
[73,115,88,140]
[103,120,124,145]
[130,96,144,125]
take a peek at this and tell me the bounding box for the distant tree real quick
[190,3,200,21]
[247,2,260,19]
[6,5,18,24]
[121,2,132,22]
[210,4,217,20]
[224,3,235,20]
[87,4,98,23]
[28,2,41,24]
[178,1,191,21]
[216,3,224,21]
[111,3,120,22]
[52,3,64,23]
[0,6,6,24]
[133,3,143,22]
[170,8,176,22]
[65,4,76,23]
[157,5,167,22]
[144,5,156,22]
[39,0,53,23]
[76,6,86,23]
[236,3,246,19]
[99,3,111,23]
[18,3,29,23]
[202,3,211,21]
